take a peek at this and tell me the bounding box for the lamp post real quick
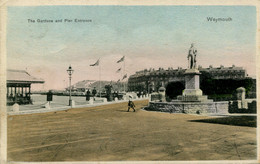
[67,65,74,106]
[147,81,150,94]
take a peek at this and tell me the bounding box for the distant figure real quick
[92,87,97,97]
[86,89,91,101]
[187,43,197,69]
[127,98,136,112]
[115,91,119,99]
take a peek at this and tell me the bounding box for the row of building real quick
[127,65,248,93]
[5,64,250,104]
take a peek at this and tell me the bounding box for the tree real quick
[165,82,185,99]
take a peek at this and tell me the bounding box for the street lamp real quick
[147,81,152,94]
[67,65,74,106]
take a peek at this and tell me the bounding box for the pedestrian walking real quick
[127,97,136,112]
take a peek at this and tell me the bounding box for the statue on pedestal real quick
[187,43,197,69]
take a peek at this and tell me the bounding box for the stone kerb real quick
[147,102,183,113]
[71,100,76,107]
[45,102,50,109]
[89,97,94,104]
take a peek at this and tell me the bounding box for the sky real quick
[7,6,256,90]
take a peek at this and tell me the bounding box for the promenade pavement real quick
[7,95,149,115]
[7,99,257,161]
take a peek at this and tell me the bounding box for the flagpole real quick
[121,63,123,92]
[123,57,125,92]
[99,61,101,97]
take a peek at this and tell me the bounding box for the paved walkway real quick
[7,98,149,116]
[7,99,256,161]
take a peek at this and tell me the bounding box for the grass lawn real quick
[7,100,257,161]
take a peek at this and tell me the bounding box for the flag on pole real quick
[122,74,127,80]
[116,68,121,73]
[117,56,125,63]
[90,59,99,66]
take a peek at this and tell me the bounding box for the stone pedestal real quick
[178,69,210,102]
[236,87,246,100]
[45,102,50,109]
[183,69,202,95]
[12,103,19,112]
[158,87,166,102]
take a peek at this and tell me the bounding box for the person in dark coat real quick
[92,87,97,97]
[86,89,91,101]
[127,97,135,112]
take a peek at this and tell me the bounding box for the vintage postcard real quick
[0,0,259,163]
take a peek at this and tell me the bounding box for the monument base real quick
[176,69,212,102]
[183,89,202,96]
[178,88,212,102]
[177,95,212,102]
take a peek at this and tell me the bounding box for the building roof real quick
[72,80,96,89]
[129,65,247,79]
[7,69,45,84]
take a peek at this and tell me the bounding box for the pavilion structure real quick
[6,69,45,105]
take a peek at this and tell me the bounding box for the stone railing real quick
[228,99,256,113]
[146,101,229,114]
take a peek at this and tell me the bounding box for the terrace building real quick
[199,65,247,79]
[128,65,248,93]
